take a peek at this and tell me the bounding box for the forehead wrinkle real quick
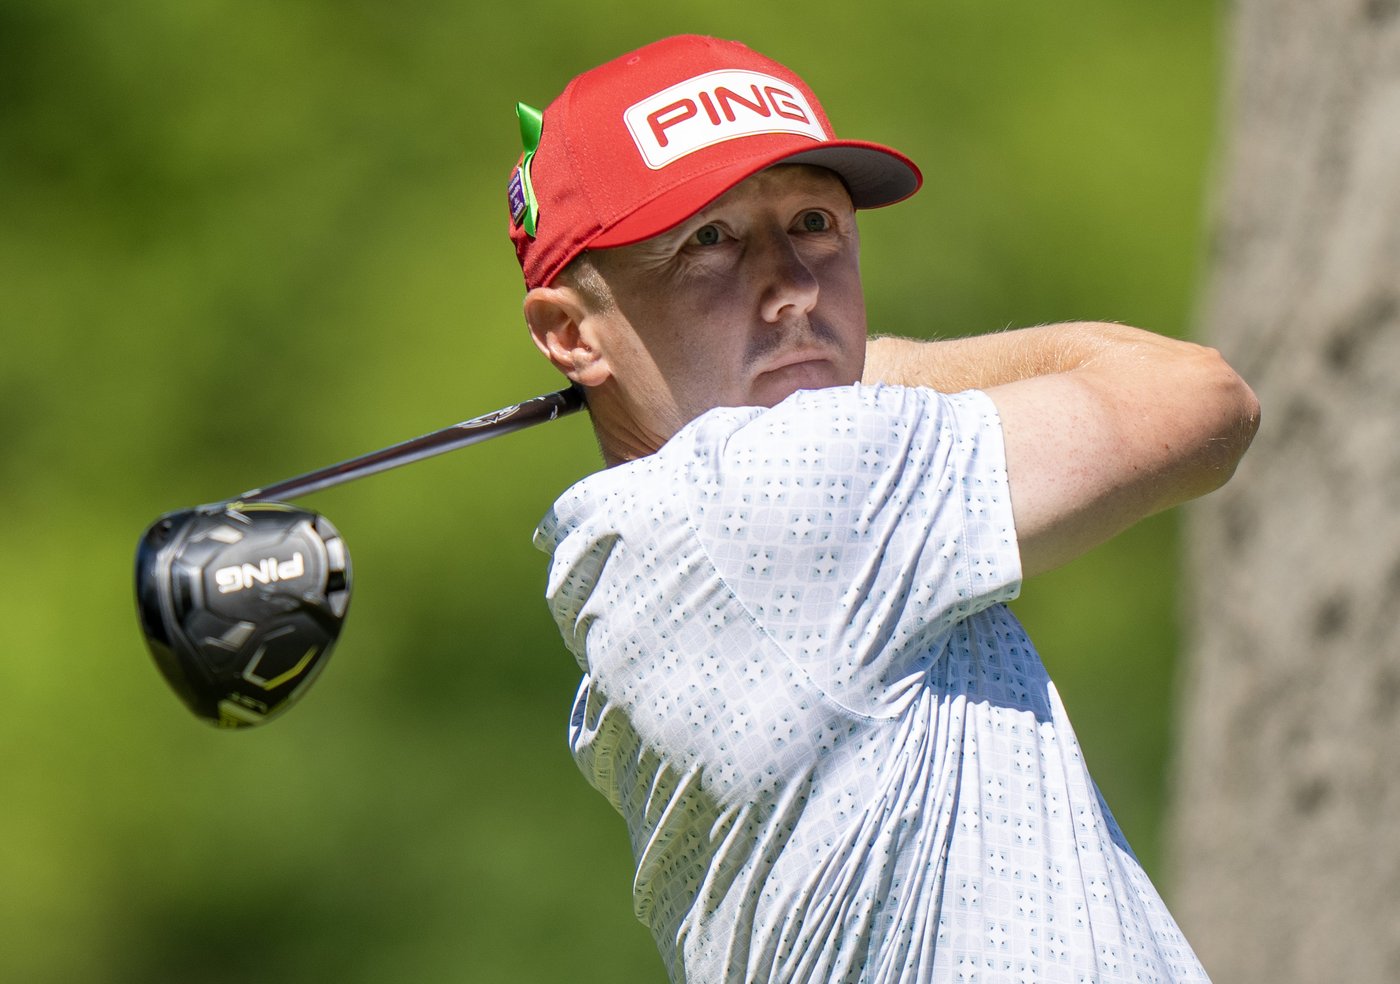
[700,163,852,215]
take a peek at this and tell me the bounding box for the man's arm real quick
[864,324,1260,578]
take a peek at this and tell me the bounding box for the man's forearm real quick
[865,322,1260,576]
[863,322,1154,392]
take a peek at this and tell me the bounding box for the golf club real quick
[135,385,585,729]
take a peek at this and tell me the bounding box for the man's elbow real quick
[1195,347,1261,492]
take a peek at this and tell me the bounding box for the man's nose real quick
[756,230,819,324]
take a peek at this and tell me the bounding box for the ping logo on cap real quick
[624,70,828,170]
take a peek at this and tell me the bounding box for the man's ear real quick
[523,286,611,387]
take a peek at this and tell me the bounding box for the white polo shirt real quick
[535,384,1207,983]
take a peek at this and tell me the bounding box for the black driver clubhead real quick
[135,501,351,728]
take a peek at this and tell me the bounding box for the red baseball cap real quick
[508,34,922,289]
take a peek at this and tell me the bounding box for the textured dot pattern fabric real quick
[535,384,1208,983]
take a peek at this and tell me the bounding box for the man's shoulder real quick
[680,383,998,461]
[535,384,1001,552]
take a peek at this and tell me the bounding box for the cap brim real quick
[589,140,921,250]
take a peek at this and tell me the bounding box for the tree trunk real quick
[1171,1,1400,981]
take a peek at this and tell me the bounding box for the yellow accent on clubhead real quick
[218,700,265,728]
[244,646,319,691]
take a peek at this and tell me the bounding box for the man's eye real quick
[799,211,831,233]
[690,224,722,246]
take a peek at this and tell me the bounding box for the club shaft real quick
[239,385,586,503]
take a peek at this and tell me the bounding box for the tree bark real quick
[1171,1,1400,981]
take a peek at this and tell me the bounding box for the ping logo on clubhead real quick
[215,552,306,594]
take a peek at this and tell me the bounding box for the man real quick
[509,34,1258,983]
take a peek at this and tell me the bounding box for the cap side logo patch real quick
[512,102,544,236]
[508,166,528,226]
[623,70,828,170]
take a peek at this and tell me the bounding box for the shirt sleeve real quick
[680,383,1022,718]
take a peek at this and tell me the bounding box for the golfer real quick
[511,34,1257,983]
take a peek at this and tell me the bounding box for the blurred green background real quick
[1,0,1222,980]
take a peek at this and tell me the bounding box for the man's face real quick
[571,164,867,453]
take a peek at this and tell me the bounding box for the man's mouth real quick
[757,350,830,377]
